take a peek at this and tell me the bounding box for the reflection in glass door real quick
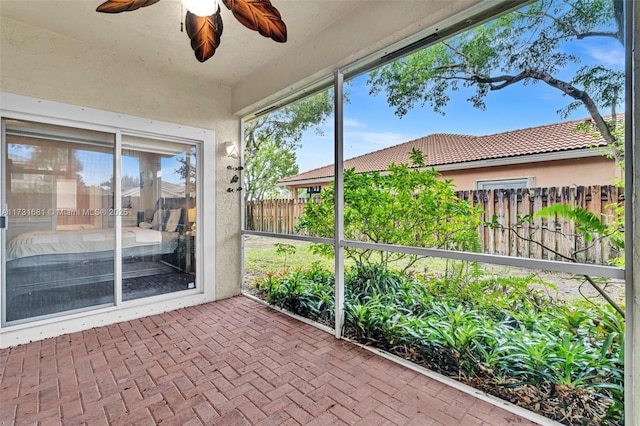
[121,137,196,301]
[3,120,115,324]
[1,121,199,325]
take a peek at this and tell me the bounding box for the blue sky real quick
[75,151,184,187]
[295,34,625,174]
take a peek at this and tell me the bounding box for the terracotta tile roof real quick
[278,117,611,185]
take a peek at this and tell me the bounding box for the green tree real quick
[244,138,298,200]
[368,0,625,161]
[244,91,334,201]
[175,152,196,182]
[296,158,482,271]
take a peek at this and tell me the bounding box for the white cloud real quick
[345,131,412,150]
[583,45,624,67]
[343,118,365,128]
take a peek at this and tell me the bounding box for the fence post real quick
[558,186,575,260]
[546,187,558,261]
[584,186,599,264]
[496,189,507,255]
[532,188,543,260]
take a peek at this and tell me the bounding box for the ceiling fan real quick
[96,0,287,63]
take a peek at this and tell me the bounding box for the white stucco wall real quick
[0,17,242,345]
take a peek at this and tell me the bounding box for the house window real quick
[475,177,534,190]
[307,185,322,195]
[2,119,198,325]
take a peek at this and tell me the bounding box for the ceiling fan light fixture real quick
[183,0,218,17]
[96,0,287,62]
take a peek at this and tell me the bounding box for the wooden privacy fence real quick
[245,185,624,265]
[458,185,624,265]
[245,198,317,235]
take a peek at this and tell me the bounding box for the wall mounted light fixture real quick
[224,141,240,159]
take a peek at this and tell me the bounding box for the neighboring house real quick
[278,117,620,197]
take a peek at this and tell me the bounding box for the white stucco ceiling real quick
[0,0,486,114]
[0,1,361,86]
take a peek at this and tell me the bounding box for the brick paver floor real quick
[0,296,539,425]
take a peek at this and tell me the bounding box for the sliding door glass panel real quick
[4,119,115,324]
[121,136,196,300]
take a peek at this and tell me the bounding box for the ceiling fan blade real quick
[185,9,224,63]
[96,0,160,13]
[222,0,287,43]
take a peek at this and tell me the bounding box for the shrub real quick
[255,262,624,425]
[296,161,482,272]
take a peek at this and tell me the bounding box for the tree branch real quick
[497,223,624,317]
[575,31,619,40]
[442,41,470,62]
[516,9,619,42]
[466,70,620,161]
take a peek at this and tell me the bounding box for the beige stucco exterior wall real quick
[0,17,241,301]
[442,157,619,190]
[287,156,618,196]
[289,156,622,198]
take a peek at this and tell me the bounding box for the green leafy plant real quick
[274,242,297,272]
[297,158,482,271]
[255,262,624,424]
[532,204,625,317]
[534,204,624,252]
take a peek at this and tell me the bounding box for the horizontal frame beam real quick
[342,240,625,280]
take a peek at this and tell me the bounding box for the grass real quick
[244,243,333,275]
[244,237,453,276]
[243,237,625,305]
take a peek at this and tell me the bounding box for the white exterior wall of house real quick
[0,17,239,346]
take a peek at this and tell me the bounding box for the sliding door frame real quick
[0,93,213,338]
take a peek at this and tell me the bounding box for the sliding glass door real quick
[3,120,115,323]
[121,136,197,301]
[1,121,199,325]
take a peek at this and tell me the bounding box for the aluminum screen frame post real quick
[334,69,345,339]
[626,0,638,424]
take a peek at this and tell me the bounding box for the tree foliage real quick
[296,159,482,271]
[244,138,299,200]
[368,0,625,161]
[243,91,334,201]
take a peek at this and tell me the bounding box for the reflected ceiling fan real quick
[96,0,287,62]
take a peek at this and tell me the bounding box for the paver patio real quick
[0,296,539,425]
